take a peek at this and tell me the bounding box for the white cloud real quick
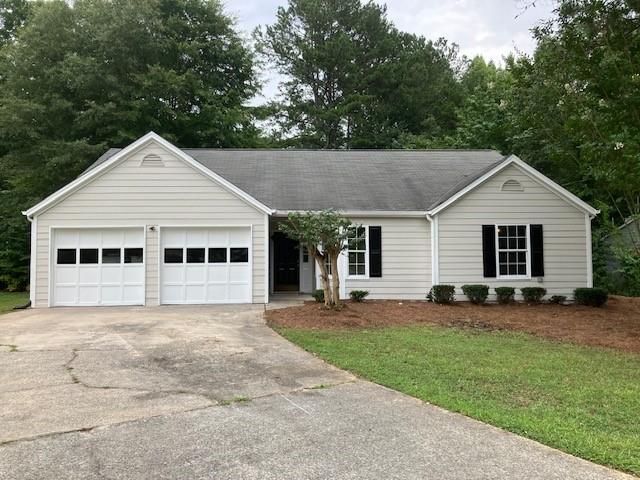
[227,0,556,103]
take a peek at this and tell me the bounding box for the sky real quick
[225,0,556,103]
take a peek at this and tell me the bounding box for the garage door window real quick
[164,248,183,263]
[79,248,99,264]
[208,248,227,263]
[124,248,143,263]
[102,248,121,264]
[57,249,76,264]
[186,248,205,263]
[230,247,249,263]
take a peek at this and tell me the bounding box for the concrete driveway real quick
[0,305,631,479]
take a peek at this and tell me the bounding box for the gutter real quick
[426,213,439,285]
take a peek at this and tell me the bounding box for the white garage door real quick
[161,227,251,304]
[53,228,145,306]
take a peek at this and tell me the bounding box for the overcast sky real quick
[226,0,556,103]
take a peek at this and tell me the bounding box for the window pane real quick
[497,226,506,237]
[499,252,507,263]
[499,264,507,275]
[208,248,227,263]
[164,248,183,263]
[102,248,121,264]
[498,238,507,249]
[349,252,357,264]
[508,252,518,263]
[517,252,526,263]
[186,248,205,263]
[349,265,357,275]
[357,265,365,275]
[124,248,143,263]
[356,252,365,264]
[57,249,76,265]
[508,225,516,236]
[517,225,526,236]
[518,264,527,275]
[230,247,248,263]
[517,238,526,249]
[79,249,98,264]
[508,238,517,249]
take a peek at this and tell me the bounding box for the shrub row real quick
[312,289,371,303]
[426,285,607,307]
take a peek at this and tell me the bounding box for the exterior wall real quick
[344,216,431,300]
[33,143,267,307]
[437,164,589,299]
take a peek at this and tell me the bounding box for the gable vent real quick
[501,179,524,192]
[140,154,164,167]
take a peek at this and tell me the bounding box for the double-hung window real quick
[496,225,529,277]
[347,226,367,276]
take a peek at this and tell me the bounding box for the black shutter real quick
[530,224,544,277]
[482,225,496,278]
[369,226,382,277]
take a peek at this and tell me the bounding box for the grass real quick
[276,324,640,475]
[0,291,29,315]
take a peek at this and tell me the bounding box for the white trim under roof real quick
[427,155,600,217]
[274,210,428,218]
[23,132,275,218]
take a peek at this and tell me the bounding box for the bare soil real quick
[266,296,640,353]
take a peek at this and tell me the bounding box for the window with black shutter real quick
[482,225,496,277]
[369,226,382,278]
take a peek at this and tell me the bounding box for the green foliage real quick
[427,285,455,304]
[0,0,259,289]
[279,210,353,307]
[461,284,489,304]
[311,289,325,303]
[349,290,369,302]
[255,0,460,148]
[521,287,547,304]
[278,324,640,475]
[494,287,515,304]
[574,288,608,307]
[549,295,567,305]
[0,291,29,314]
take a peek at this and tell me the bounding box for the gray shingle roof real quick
[88,148,506,212]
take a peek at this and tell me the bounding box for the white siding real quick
[34,143,267,307]
[437,164,589,299]
[344,217,431,300]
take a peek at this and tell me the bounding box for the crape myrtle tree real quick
[0,0,259,289]
[279,210,358,308]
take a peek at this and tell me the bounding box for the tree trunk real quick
[314,252,332,307]
[330,252,341,308]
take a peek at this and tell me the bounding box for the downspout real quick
[426,213,439,286]
[24,213,35,308]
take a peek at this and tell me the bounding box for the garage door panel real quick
[161,227,251,304]
[52,228,144,306]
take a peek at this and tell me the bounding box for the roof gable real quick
[24,132,274,217]
[427,155,599,216]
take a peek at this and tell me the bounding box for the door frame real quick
[272,231,300,292]
[157,224,253,305]
[48,225,146,307]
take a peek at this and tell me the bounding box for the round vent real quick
[140,154,164,166]
[501,179,524,192]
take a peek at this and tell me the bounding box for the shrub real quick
[349,290,369,302]
[311,289,324,303]
[494,287,515,304]
[521,287,547,304]
[461,284,489,304]
[574,288,608,307]
[427,285,455,304]
[549,295,567,305]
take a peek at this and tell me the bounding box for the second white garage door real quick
[160,227,251,304]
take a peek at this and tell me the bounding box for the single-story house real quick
[23,132,599,307]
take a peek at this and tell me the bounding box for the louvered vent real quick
[140,154,164,166]
[501,179,524,191]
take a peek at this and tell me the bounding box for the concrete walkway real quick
[0,305,631,479]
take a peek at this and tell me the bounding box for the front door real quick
[273,232,299,291]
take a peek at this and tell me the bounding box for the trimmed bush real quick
[461,284,489,304]
[521,287,547,304]
[311,289,324,303]
[495,287,515,304]
[428,285,456,304]
[349,290,369,302]
[549,295,567,305]
[574,287,608,307]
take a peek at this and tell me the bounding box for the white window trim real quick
[346,225,369,279]
[495,223,531,280]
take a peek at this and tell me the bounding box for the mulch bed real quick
[265,296,640,354]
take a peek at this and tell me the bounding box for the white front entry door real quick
[52,228,145,306]
[160,227,251,304]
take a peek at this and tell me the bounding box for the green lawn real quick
[0,291,29,314]
[277,324,640,475]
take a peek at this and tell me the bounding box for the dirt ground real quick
[266,296,640,353]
